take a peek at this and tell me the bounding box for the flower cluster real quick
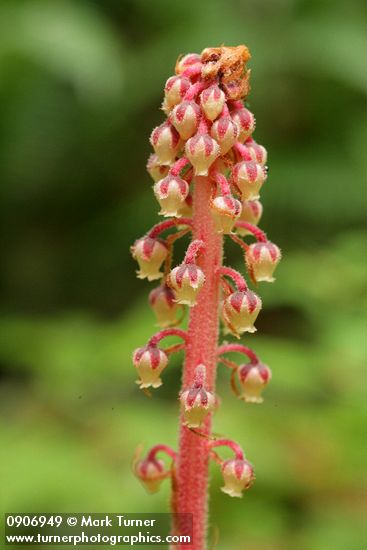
[131,46,281,505]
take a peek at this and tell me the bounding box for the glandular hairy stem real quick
[174,176,223,549]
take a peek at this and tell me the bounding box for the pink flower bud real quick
[236,199,263,236]
[168,263,205,306]
[185,133,220,176]
[246,241,281,282]
[150,122,181,165]
[135,456,168,493]
[221,458,254,498]
[231,108,255,142]
[164,75,191,110]
[238,362,272,403]
[133,345,168,389]
[180,365,215,428]
[232,161,267,200]
[222,290,262,337]
[153,175,189,217]
[211,194,242,234]
[149,285,180,328]
[170,101,201,140]
[131,237,168,281]
[210,116,239,155]
[175,53,201,74]
[245,139,267,165]
[200,85,226,121]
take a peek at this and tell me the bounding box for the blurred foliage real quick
[0,0,366,549]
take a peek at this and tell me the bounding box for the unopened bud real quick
[164,75,191,110]
[222,290,262,337]
[238,362,271,403]
[200,85,226,121]
[149,285,180,328]
[221,458,254,498]
[246,241,281,282]
[150,122,181,165]
[168,263,205,306]
[147,154,170,182]
[211,195,241,234]
[232,161,267,200]
[210,117,239,155]
[237,200,263,236]
[231,108,255,142]
[185,133,220,175]
[175,53,201,74]
[131,237,168,281]
[153,175,189,217]
[245,139,267,165]
[135,456,168,493]
[133,345,168,389]
[180,365,215,427]
[170,101,201,140]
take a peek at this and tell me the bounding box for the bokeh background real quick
[1,1,367,549]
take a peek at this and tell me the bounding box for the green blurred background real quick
[1,1,366,549]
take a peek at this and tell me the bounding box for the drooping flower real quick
[180,365,215,428]
[133,345,168,388]
[175,53,201,74]
[131,236,168,281]
[231,107,255,142]
[244,138,267,165]
[153,175,189,217]
[200,85,226,121]
[222,290,262,337]
[238,362,272,403]
[185,133,220,176]
[211,194,242,234]
[210,117,239,155]
[236,199,263,236]
[164,75,191,110]
[149,285,180,328]
[246,241,281,282]
[168,263,205,306]
[220,458,254,498]
[232,161,267,200]
[150,122,181,165]
[147,154,170,182]
[134,455,169,493]
[170,101,201,140]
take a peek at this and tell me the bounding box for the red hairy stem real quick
[184,81,208,100]
[209,439,244,460]
[148,328,189,347]
[235,221,267,242]
[148,218,193,239]
[229,232,249,253]
[233,141,249,160]
[175,176,223,550]
[170,157,190,176]
[217,343,259,364]
[217,266,248,291]
[183,239,205,263]
[212,171,231,195]
[147,444,177,462]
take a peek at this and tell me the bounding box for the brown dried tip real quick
[200,45,251,101]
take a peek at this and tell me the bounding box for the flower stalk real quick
[131,45,281,549]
